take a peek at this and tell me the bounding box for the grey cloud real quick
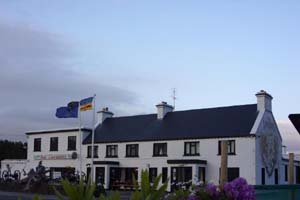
[0,22,138,141]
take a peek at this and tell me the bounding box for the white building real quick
[4,90,300,190]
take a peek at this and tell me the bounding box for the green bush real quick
[55,179,95,200]
[131,170,168,200]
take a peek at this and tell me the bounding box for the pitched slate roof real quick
[289,114,300,134]
[26,128,92,135]
[83,104,258,144]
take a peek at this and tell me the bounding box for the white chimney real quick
[255,90,273,112]
[97,107,113,124]
[156,101,174,120]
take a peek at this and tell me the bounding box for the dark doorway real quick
[162,167,168,183]
[86,167,91,181]
[171,167,192,191]
[109,167,138,190]
[96,167,105,185]
[274,168,278,185]
[296,166,300,184]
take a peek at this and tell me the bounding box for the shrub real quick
[131,170,168,200]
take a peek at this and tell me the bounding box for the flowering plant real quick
[170,177,255,200]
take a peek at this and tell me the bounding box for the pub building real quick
[4,90,300,191]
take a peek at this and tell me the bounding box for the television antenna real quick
[171,88,177,109]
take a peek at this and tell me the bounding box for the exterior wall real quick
[0,159,28,179]
[82,136,256,189]
[254,110,283,185]
[26,130,90,173]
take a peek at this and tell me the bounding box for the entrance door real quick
[96,167,105,185]
[171,167,192,191]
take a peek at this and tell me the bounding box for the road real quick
[0,190,132,200]
[0,191,57,200]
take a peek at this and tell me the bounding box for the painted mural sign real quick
[260,133,279,176]
[34,154,73,160]
[259,113,280,177]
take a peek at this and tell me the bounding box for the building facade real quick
[5,90,299,190]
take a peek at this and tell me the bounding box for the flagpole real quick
[78,106,82,179]
[91,94,96,183]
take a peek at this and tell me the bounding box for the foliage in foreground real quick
[166,177,255,200]
[131,170,168,200]
[55,178,96,200]
[28,171,255,200]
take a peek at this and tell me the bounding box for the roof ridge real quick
[111,103,257,119]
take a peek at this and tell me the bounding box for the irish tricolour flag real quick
[80,96,94,111]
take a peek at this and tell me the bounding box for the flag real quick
[80,97,94,111]
[56,101,79,118]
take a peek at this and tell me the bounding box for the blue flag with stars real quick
[56,101,79,118]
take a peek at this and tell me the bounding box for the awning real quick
[93,161,119,165]
[167,159,207,165]
[289,114,300,134]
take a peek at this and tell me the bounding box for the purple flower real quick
[205,183,219,198]
[223,178,256,200]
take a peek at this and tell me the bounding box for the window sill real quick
[217,153,236,156]
[33,150,41,152]
[87,156,99,158]
[152,155,168,157]
[67,149,77,151]
[50,150,58,152]
[183,154,200,157]
[105,156,118,158]
[125,156,139,158]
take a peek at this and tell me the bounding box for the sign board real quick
[34,154,75,160]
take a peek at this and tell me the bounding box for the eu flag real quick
[56,101,79,118]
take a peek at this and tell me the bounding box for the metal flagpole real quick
[78,105,82,179]
[91,94,96,183]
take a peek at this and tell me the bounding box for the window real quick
[149,168,157,183]
[153,143,167,157]
[126,144,139,157]
[228,168,239,182]
[275,168,278,184]
[106,145,118,157]
[184,142,199,156]
[67,136,76,151]
[285,165,288,182]
[162,167,168,183]
[34,138,41,152]
[218,140,236,155]
[198,167,206,182]
[50,137,58,151]
[87,145,98,158]
[261,168,265,185]
[221,168,240,182]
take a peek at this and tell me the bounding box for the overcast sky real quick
[1,1,300,152]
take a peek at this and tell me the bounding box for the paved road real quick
[0,191,57,200]
[0,191,132,200]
